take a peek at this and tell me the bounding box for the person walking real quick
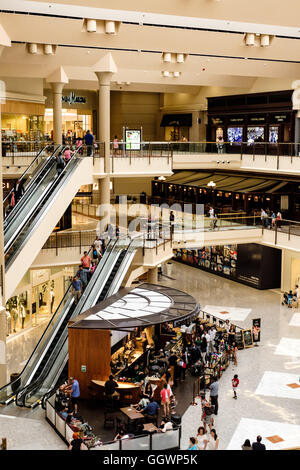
[69,377,80,414]
[56,152,65,176]
[69,432,87,451]
[201,398,214,434]
[209,377,219,415]
[113,135,119,155]
[187,437,198,450]
[231,341,238,366]
[206,429,219,450]
[160,382,171,419]
[252,435,266,450]
[84,130,94,156]
[13,179,25,203]
[197,427,209,450]
[217,135,224,154]
[71,276,82,304]
[232,374,239,399]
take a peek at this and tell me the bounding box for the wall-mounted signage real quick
[210,117,224,125]
[62,91,87,106]
[229,117,244,123]
[125,129,141,150]
[270,114,290,123]
[249,115,266,123]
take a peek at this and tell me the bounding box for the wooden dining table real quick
[120,406,144,422]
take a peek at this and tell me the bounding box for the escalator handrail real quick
[3,144,53,207]
[4,144,62,225]
[17,238,126,407]
[16,335,68,407]
[4,145,81,257]
[12,239,119,406]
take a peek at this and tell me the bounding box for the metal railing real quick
[3,140,300,161]
[45,389,181,450]
[42,228,172,256]
[109,140,300,158]
[2,140,52,162]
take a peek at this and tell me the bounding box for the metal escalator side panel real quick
[13,240,118,406]
[105,250,136,298]
[3,144,53,209]
[3,145,62,227]
[5,156,82,270]
[4,158,59,252]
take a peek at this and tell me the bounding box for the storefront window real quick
[247,126,264,143]
[6,292,30,336]
[227,127,243,143]
[269,126,279,143]
[44,108,92,140]
[2,114,44,141]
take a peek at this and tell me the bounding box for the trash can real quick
[10,373,21,393]
[166,262,173,277]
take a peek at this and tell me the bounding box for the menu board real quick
[242,329,253,348]
[234,331,244,350]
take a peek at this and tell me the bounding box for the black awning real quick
[160,113,193,127]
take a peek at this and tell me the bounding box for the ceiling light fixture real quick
[176,53,185,63]
[162,52,172,63]
[28,43,38,54]
[105,20,116,34]
[44,44,53,55]
[244,33,255,46]
[86,19,97,32]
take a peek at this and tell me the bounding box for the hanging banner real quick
[252,318,261,343]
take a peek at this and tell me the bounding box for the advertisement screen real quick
[125,130,141,150]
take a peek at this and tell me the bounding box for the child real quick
[232,374,239,399]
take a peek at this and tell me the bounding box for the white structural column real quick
[147,267,158,284]
[47,67,69,145]
[93,54,117,230]
[292,80,300,155]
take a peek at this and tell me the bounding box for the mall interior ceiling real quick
[1,0,300,95]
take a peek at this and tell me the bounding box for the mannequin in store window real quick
[6,310,11,336]
[50,289,55,315]
[20,303,26,329]
[11,307,18,333]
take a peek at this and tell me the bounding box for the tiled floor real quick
[226,418,300,450]
[158,262,300,450]
[255,371,300,400]
[202,305,252,323]
[2,259,300,450]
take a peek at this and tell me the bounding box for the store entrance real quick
[44,108,92,141]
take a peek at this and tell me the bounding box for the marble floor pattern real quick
[202,305,252,323]
[158,262,300,450]
[255,371,300,400]
[226,418,300,450]
[0,414,66,450]
[289,313,300,327]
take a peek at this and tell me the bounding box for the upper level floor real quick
[3,140,300,179]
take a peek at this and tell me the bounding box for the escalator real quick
[0,236,138,408]
[3,143,59,223]
[4,145,94,299]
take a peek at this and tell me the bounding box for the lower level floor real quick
[1,261,300,450]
